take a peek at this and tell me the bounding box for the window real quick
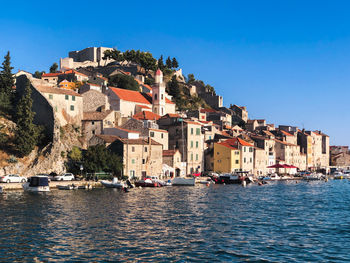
[191,128,194,135]
[191,141,193,148]
[132,159,135,164]
[92,121,95,125]
[249,148,253,152]
[161,94,163,100]
[54,106,58,112]
[196,128,200,135]
[209,136,212,140]
[132,146,135,152]
[155,93,158,100]
[72,96,75,101]
[235,151,239,155]
[70,105,74,111]
[244,157,246,163]
[196,154,198,161]
[150,132,155,137]
[142,159,145,164]
[191,154,193,161]
[196,141,199,148]
[161,133,163,139]
[217,152,219,155]
[144,147,148,152]
[65,95,69,100]
[49,94,53,100]
[250,158,252,163]
[235,160,239,164]
[92,130,95,135]
[244,147,246,152]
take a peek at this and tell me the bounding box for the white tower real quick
[152,69,166,116]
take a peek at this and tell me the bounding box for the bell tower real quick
[152,69,166,116]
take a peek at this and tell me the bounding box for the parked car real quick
[53,173,75,181]
[0,174,27,183]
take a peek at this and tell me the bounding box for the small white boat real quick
[171,177,195,186]
[270,173,281,180]
[101,178,125,189]
[22,175,50,192]
[303,173,324,180]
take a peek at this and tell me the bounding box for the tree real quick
[167,75,180,99]
[166,56,172,69]
[34,71,45,79]
[0,124,8,145]
[0,51,14,115]
[14,80,41,157]
[68,146,82,161]
[187,73,195,84]
[158,55,165,70]
[83,145,123,177]
[49,63,58,73]
[171,57,179,69]
[108,74,140,91]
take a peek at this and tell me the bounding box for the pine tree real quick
[168,75,180,99]
[49,63,58,73]
[15,80,40,157]
[166,56,172,69]
[158,55,164,70]
[171,57,179,69]
[0,51,14,115]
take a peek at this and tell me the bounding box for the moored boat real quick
[22,175,50,192]
[135,178,161,187]
[101,178,125,189]
[171,177,195,186]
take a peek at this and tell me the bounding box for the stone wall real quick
[81,90,110,112]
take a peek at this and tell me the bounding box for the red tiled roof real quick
[114,126,141,133]
[281,130,293,136]
[132,111,161,120]
[200,108,216,113]
[225,137,254,147]
[42,72,62,77]
[136,104,151,109]
[216,141,239,150]
[163,149,178,156]
[165,97,174,104]
[110,87,151,104]
[134,78,153,91]
[161,113,180,118]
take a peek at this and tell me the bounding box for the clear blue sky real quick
[1,0,350,145]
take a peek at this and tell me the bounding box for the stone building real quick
[82,110,115,142]
[81,90,110,112]
[330,146,350,167]
[162,149,184,177]
[68,47,114,66]
[159,118,204,175]
[230,104,248,122]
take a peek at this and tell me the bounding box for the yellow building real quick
[213,141,240,173]
[59,79,76,90]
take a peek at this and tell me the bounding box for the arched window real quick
[155,93,158,100]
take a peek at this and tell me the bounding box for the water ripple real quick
[1,181,350,262]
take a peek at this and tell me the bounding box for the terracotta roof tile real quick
[110,87,151,104]
[132,111,161,120]
[163,149,178,156]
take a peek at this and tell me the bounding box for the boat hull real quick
[171,177,195,186]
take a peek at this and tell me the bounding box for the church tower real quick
[152,69,166,116]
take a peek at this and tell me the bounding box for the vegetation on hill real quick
[108,74,139,91]
[49,63,58,73]
[103,48,179,75]
[14,80,43,157]
[187,73,216,95]
[0,51,14,117]
[167,75,210,111]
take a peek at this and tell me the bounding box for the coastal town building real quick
[82,110,115,142]
[330,146,350,167]
[213,141,240,173]
[162,149,185,177]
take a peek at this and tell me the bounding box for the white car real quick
[0,174,27,183]
[53,173,75,181]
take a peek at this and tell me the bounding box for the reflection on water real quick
[1,180,350,262]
